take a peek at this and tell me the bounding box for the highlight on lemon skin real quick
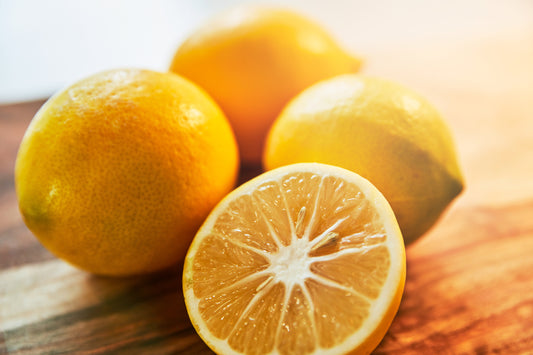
[183,163,406,355]
[169,5,362,164]
[264,74,464,245]
[14,68,239,276]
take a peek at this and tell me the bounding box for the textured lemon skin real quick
[264,75,464,244]
[15,69,239,276]
[170,6,361,163]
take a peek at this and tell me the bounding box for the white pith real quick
[244,206,376,301]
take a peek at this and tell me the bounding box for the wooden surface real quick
[2,31,533,354]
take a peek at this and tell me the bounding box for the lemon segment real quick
[184,163,406,355]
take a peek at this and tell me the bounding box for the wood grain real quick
[2,31,533,354]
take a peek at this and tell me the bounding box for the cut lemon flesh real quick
[183,163,406,355]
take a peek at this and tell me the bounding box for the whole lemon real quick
[169,6,361,163]
[264,75,464,244]
[15,69,239,276]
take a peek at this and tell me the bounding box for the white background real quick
[1,0,532,104]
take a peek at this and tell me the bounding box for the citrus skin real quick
[15,69,239,276]
[264,75,464,244]
[170,6,361,163]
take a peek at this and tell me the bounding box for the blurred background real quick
[1,0,532,104]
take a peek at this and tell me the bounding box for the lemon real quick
[169,5,361,163]
[184,163,405,354]
[264,75,464,244]
[15,68,239,276]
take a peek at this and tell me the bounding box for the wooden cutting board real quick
[1,31,533,354]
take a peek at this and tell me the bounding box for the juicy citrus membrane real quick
[183,163,406,355]
[264,75,464,244]
[169,6,362,163]
[15,68,239,276]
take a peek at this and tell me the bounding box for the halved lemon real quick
[183,163,406,355]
